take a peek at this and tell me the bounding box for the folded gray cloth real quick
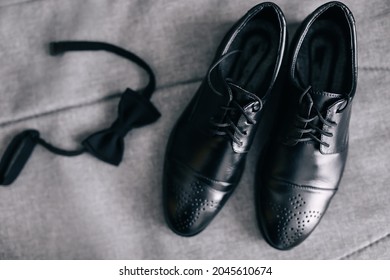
[0,0,389,259]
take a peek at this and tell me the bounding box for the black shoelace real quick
[0,41,160,186]
[207,51,262,146]
[288,86,337,147]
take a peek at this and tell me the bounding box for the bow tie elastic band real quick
[0,41,161,186]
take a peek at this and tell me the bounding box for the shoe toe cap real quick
[258,180,336,250]
[163,161,229,236]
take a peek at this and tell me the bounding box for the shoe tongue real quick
[231,84,256,106]
[224,81,258,125]
[294,87,344,129]
[211,66,230,100]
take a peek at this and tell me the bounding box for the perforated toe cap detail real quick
[171,180,222,234]
[163,161,232,236]
[258,181,335,250]
[269,199,323,249]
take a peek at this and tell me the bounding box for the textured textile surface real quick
[0,0,389,259]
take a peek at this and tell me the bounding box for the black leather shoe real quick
[163,2,287,236]
[257,1,357,249]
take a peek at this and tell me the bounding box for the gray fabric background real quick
[0,0,388,259]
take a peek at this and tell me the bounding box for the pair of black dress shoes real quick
[163,1,357,250]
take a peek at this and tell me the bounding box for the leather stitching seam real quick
[171,158,233,188]
[270,176,337,192]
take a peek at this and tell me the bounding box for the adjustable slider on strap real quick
[0,130,40,186]
[0,129,85,186]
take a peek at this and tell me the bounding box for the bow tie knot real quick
[82,88,161,165]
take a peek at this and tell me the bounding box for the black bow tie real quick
[0,41,161,186]
[83,88,160,165]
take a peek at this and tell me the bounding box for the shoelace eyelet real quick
[336,99,349,113]
[252,101,261,112]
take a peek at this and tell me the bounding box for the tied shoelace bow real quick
[207,51,263,147]
[0,41,160,186]
[287,86,344,148]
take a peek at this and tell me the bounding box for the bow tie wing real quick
[82,89,161,165]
